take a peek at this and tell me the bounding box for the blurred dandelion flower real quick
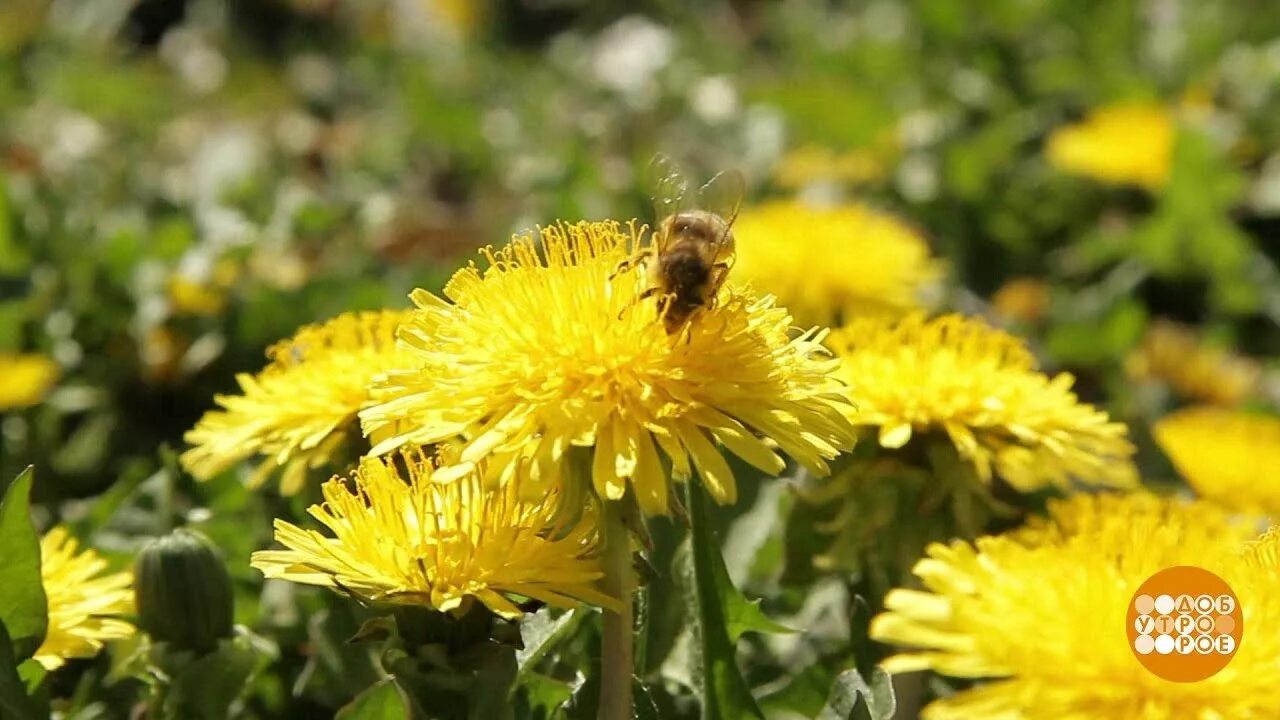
[773,145,892,188]
[182,310,414,494]
[1127,320,1260,406]
[732,200,940,326]
[989,276,1049,324]
[251,453,618,618]
[424,0,482,37]
[35,527,135,671]
[1243,525,1280,570]
[0,353,59,410]
[167,276,227,316]
[1154,406,1280,516]
[871,493,1279,720]
[1046,102,1173,188]
[360,220,856,515]
[828,313,1136,491]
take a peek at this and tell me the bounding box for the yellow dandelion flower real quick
[1243,525,1280,571]
[731,200,940,325]
[1045,102,1174,189]
[251,453,617,619]
[360,220,856,515]
[1126,320,1260,406]
[989,276,1049,325]
[1154,406,1280,516]
[0,353,59,410]
[35,527,135,671]
[773,145,891,188]
[167,276,226,316]
[871,493,1279,720]
[182,310,415,495]
[423,0,482,37]
[828,313,1136,491]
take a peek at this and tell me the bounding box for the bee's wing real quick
[697,167,745,260]
[647,153,691,232]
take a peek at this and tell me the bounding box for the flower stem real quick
[598,500,634,720]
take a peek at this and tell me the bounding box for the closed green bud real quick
[134,528,234,654]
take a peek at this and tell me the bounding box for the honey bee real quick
[622,155,745,335]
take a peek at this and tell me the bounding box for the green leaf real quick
[817,667,896,720]
[758,663,837,718]
[0,468,46,661]
[336,679,409,720]
[15,659,44,697]
[159,634,271,720]
[464,647,518,720]
[681,480,767,720]
[293,606,382,707]
[515,672,573,719]
[0,622,39,720]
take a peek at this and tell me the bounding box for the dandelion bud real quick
[134,528,234,654]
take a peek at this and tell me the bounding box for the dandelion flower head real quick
[251,452,618,618]
[0,353,60,411]
[732,200,939,325]
[773,145,892,189]
[1046,102,1173,188]
[1154,406,1280,517]
[827,313,1136,491]
[989,276,1049,325]
[871,493,1280,720]
[182,310,415,494]
[1126,320,1260,406]
[35,527,135,671]
[360,220,857,515]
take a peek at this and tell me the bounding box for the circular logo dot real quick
[1127,566,1243,682]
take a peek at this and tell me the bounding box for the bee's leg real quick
[609,253,646,280]
[617,286,660,320]
[705,262,733,310]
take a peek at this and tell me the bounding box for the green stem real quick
[598,501,635,720]
[684,478,763,720]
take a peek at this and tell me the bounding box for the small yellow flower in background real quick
[827,313,1136,491]
[773,145,892,188]
[732,200,940,326]
[182,310,415,495]
[423,0,482,37]
[1046,103,1174,189]
[989,276,1049,324]
[167,276,226,316]
[871,493,1279,720]
[251,453,617,619]
[1126,320,1260,406]
[1154,406,1280,516]
[360,220,856,515]
[0,353,60,410]
[35,527,135,671]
